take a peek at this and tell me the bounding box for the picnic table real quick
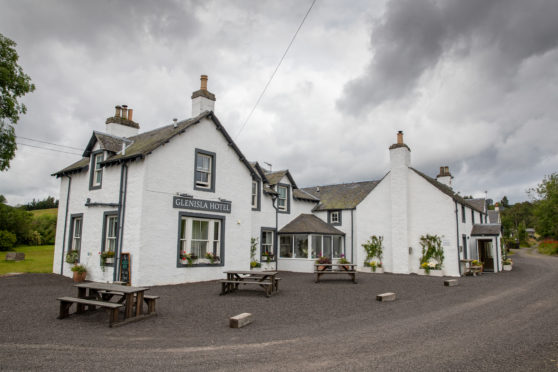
[314,264,358,283]
[220,270,280,297]
[57,282,158,327]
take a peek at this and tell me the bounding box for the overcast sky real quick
[1,0,557,206]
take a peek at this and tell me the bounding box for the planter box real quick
[105,257,114,264]
[418,269,444,277]
[358,266,384,273]
[503,264,512,271]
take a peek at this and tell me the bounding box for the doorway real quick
[477,239,494,272]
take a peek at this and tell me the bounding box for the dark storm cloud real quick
[337,0,558,114]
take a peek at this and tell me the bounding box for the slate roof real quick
[488,210,500,224]
[83,132,131,157]
[264,170,298,188]
[293,188,320,202]
[471,224,502,236]
[51,157,90,177]
[468,198,486,213]
[301,181,379,211]
[279,214,345,235]
[53,111,258,180]
[411,168,485,213]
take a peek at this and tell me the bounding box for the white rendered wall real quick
[136,118,253,286]
[389,147,410,273]
[407,171,460,276]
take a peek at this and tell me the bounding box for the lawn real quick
[30,208,58,217]
[0,245,54,275]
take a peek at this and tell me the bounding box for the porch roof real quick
[278,214,344,235]
[471,224,501,236]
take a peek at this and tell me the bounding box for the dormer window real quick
[89,150,104,190]
[277,184,289,213]
[251,180,260,210]
[194,149,216,192]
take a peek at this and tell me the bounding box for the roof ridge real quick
[302,180,378,189]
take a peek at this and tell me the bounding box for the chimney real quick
[494,202,499,212]
[389,130,411,274]
[191,74,216,117]
[105,104,140,138]
[436,166,453,187]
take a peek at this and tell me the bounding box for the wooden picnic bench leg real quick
[352,273,357,284]
[274,278,279,292]
[58,300,72,319]
[220,282,227,295]
[145,298,157,314]
[109,308,120,327]
[315,273,320,283]
[125,293,134,319]
[136,292,144,316]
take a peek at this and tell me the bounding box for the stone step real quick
[376,292,396,302]
[230,312,253,328]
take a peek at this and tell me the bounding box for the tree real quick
[0,33,35,171]
[530,173,558,239]
[500,196,510,208]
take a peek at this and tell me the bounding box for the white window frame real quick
[72,217,82,252]
[180,216,221,263]
[104,215,118,253]
[261,230,274,257]
[92,152,104,187]
[330,211,340,224]
[195,153,212,189]
[251,180,258,209]
[277,185,288,211]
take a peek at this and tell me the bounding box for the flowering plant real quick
[338,254,350,264]
[502,258,512,265]
[65,250,79,264]
[205,252,220,263]
[421,261,440,274]
[180,251,197,266]
[471,259,482,266]
[316,256,331,265]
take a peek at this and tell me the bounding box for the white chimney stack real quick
[191,75,216,117]
[436,166,453,188]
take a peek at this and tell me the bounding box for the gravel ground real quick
[1,248,558,371]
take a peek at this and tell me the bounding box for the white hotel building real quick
[52,76,502,286]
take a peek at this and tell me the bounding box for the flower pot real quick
[373,267,384,274]
[503,264,512,271]
[72,271,87,283]
[418,269,443,276]
[105,257,114,264]
[317,265,330,271]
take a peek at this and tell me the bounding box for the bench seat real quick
[57,296,124,327]
[219,279,274,297]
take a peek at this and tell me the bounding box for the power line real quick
[234,0,317,139]
[18,136,83,151]
[16,142,82,156]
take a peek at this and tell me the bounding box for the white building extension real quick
[52,76,502,286]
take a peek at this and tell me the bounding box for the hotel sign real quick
[173,196,231,214]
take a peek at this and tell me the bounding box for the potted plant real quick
[366,260,384,273]
[250,260,261,270]
[470,259,483,275]
[418,234,444,276]
[205,252,220,264]
[71,264,87,283]
[362,235,384,272]
[101,250,115,264]
[502,258,512,271]
[180,252,196,266]
[65,250,79,264]
[338,254,350,271]
[316,256,331,271]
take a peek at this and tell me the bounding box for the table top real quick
[74,282,149,293]
[223,270,278,276]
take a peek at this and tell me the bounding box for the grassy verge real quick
[30,208,58,217]
[0,245,54,275]
[538,240,558,256]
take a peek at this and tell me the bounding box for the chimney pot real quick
[115,105,122,117]
[440,166,444,175]
[397,131,404,144]
[122,105,128,120]
[128,108,133,121]
[200,75,208,90]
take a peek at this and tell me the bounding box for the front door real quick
[478,240,494,272]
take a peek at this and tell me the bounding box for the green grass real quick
[538,240,558,256]
[0,245,54,275]
[30,208,58,217]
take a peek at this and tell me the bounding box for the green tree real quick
[0,33,35,171]
[500,196,510,208]
[530,173,558,239]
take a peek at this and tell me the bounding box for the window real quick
[194,149,216,192]
[277,184,290,213]
[461,205,466,223]
[102,213,118,254]
[480,214,484,224]
[328,210,341,225]
[261,229,275,260]
[294,235,308,258]
[251,180,259,210]
[90,151,104,189]
[178,213,223,266]
[311,235,322,258]
[462,235,468,259]
[69,214,83,260]
[472,210,475,224]
[280,235,293,258]
[290,234,345,259]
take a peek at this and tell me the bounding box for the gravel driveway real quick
[1,248,557,371]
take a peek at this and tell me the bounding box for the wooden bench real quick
[220,279,274,297]
[314,265,357,283]
[57,296,124,327]
[143,295,159,314]
[96,291,159,314]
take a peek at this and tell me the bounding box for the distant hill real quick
[31,208,58,217]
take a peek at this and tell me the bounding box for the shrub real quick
[419,234,444,269]
[362,235,383,263]
[538,240,558,255]
[0,230,17,251]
